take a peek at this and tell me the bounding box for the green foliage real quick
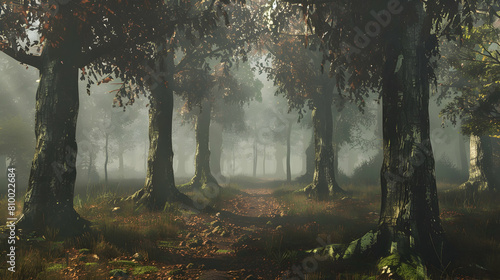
[132,265,158,275]
[440,24,500,136]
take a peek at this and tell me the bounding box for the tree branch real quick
[1,48,42,69]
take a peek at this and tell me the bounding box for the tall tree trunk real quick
[460,135,497,204]
[130,51,191,210]
[377,1,444,265]
[209,122,225,181]
[253,137,258,177]
[286,119,292,183]
[189,99,219,189]
[104,133,109,186]
[17,35,89,236]
[305,92,344,199]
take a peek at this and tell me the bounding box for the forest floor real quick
[0,178,499,279]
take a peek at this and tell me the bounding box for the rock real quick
[132,252,144,261]
[210,220,222,227]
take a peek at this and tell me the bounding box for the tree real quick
[439,24,500,196]
[277,0,477,273]
[0,0,220,234]
[262,29,346,199]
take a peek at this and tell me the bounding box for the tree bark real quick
[305,91,344,199]
[129,51,192,210]
[460,135,498,204]
[286,119,292,182]
[188,99,219,189]
[377,1,445,265]
[17,32,89,236]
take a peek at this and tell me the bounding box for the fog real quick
[0,52,469,191]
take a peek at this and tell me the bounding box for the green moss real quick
[46,263,65,272]
[377,252,428,280]
[133,265,158,275]
[108,260,138,267]
[215,249,234,254]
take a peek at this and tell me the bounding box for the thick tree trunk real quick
[377,1,445,265]
[17,40,89,236]
[286,119,292,182]
[209,122,225,181]
[104,133,109,186]
[130,52,192,210]
[305,93,344,199]
[188,99,219,189]
[460,135,497,204]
